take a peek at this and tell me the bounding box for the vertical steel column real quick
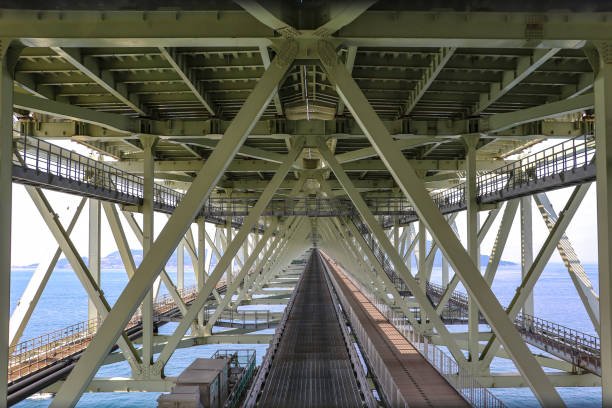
[197,217,206,327]
[521,196,535,316]
[242,234,250,293]
[0,39,20,407]
[51,41,297,407]
[140,134,157,373]
[318,41,563,405]
[393,216,399,249]
[88,199,101,322]
[441,215,451,288]
[441,257,449,288]
[463,134,480,364]
[226,215,233,287]
[596,42,612,406]
[418,221,426,290]
[177,241,184,291]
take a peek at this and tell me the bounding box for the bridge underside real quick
[1,1,612,408]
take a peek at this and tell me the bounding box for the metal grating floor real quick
[256,254,365,407]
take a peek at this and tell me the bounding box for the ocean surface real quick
[9,262,601,407]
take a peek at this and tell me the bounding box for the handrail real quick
[14,132,182,208]
[203,307,273,329]
[8,282,210,382]
[318,252,387,408]
[214,349,257,408]
[203,196,415,216]
[478,134,595,199]
[13,133,595,223]
[344,214,602,374]
[12,133,265,231]
[431,133,595,209]
[516,313,599,355]
[515,313,600,374]
[8,317,100,382]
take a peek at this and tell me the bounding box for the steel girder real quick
[318,40,565,406]
[48,41,298,407]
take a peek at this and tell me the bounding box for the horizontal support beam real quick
[44,378,177,393]
[14,95,590,141]
[0,10,604,48]
[113,158,511,173]
[198,333,273,344]
[485,93,594,133]
[471,373,600,388]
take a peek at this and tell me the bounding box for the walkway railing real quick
[8,318,100,382]
[8,282,224,383]
[516,313,601,375]
[346,213,602,375]
[215,349,256,408]
[243,257,307,407]
[204,196,415,217]
[348,213,466,320]
[321,253,408,407]
[203,307,274,329]
[14,133,181,208]
[388,133,595,227]
[12,133,264,231]
[478,133,595,202]
[348,213,410,294]
[13,133,595,224]
[323,254,506,408]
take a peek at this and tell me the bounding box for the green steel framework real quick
[1,1,611,407]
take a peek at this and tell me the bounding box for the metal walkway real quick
[12,133,261,230]
[323,252,475,408]
[350,214,602,376]
[388,133,595,227]
[323,252,504,408]
[12,133,594,222]
[244,251,373,408]
[6,282,226,406]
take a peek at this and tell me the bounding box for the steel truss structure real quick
[1,1,612,407]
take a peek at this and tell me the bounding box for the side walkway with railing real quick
[8,281,228,383]
[348,213,602,376]
[388,133,595,227]
[12,132,261,230]
[213,349,257,408]
[13,133,595,224]
[321,252,506,408]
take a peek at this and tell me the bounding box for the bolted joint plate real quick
[597,41,612,65]
[272,39,299,69]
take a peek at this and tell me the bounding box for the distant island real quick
[14,240,516,270]
[14,248,201,270]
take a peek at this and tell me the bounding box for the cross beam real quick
[318,40,564,406]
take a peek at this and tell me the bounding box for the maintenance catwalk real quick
[247,251,370,407]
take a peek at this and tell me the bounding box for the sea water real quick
[10,263,601,407]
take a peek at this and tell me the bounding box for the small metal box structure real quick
[157,351,255,408]
[157,385,202,408]
[187,358,229,401]
[171,358,230,408]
